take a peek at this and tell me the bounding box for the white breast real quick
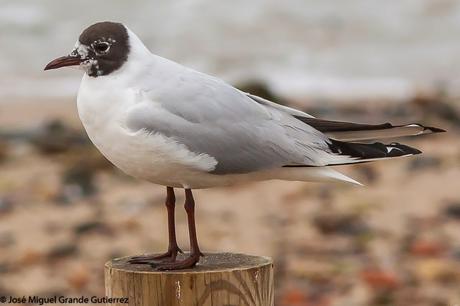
[76,74,219,188]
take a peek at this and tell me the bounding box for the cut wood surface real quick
[105,253,274,306]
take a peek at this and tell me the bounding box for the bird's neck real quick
[126,27,152,58]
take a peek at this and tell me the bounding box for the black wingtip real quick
[424,126,447,133]
[385,142,422,156]
[329,140,423,161]
[391,142,422,155]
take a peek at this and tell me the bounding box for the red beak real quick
[44,55,82,71]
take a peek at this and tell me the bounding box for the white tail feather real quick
[318,168,363,186]
[274,167,362,186]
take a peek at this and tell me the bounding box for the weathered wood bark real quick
[105,253,274,306]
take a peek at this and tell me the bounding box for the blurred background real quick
[0,1,459,305]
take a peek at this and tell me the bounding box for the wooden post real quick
[105,253,274,306]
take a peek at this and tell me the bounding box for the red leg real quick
[154,189,204,270]
[129,187,183,264]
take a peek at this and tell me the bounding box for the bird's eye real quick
[94,42,110,54]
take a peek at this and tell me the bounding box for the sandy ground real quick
[0,101,459,306]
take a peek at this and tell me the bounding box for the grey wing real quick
[127,68,348,174]
[125,104,330,174]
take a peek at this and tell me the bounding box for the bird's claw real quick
[152,253,202,270]
[128,247,183,264]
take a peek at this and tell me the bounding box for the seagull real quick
[45,21,445,270]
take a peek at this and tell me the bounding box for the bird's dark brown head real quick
[45,21,130,77]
